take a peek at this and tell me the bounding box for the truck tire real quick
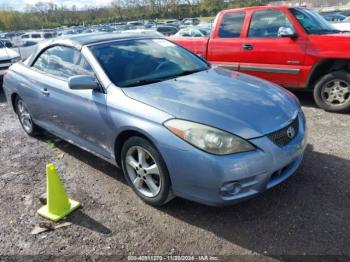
[314,70,350,113]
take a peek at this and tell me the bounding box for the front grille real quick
[267,116,299,147]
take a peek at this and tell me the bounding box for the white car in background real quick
[21,31,55,43]
[0,39,20,86]
[332,21,350,31]
[16,40,38,60]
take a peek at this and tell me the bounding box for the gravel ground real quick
[0,89,349,261]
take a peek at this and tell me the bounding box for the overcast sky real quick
[0,0,113,11]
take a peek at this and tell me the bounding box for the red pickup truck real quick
[171,6,350,113]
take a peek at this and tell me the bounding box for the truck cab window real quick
[248,10,294,38]
[219,12,245,38]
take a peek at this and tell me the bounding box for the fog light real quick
[220,182,241,196]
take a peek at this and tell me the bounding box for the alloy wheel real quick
[321,79,350,106]
[17,100,33,133]
[125,146,161,198]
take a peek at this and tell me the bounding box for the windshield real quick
[89,38,209,87]
[289,8,339,34]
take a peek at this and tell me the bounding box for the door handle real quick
[40,88,50,96]
[243,44,254,51]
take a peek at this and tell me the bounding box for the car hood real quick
[122,68,299,139]
[0,47,19,60]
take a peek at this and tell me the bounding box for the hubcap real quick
[322,79,350,106]
[125,146,161,198]
[17,100,33,133]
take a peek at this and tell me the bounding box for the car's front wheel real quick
[15,96,41,136]
[121,136,174,206]
[314,70,350,113]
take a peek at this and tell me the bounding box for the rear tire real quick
[121,136,174,206]
[15,96,41,137]
[313,70,350,113]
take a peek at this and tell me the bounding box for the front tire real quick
[15,96,41,136]
[313,70,350,113]
[121,136,174,206]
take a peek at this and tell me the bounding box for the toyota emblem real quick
[286,126,295,139]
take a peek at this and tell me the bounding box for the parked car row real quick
[0,17,213,63]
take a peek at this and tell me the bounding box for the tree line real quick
[0,0,271,31]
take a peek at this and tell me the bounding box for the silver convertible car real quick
[3,33,307,206]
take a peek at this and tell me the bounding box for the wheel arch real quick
[10,93,19,113]
[307,59,350,89]
[114,128,158,167]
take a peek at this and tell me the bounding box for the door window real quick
[218,12,246,38]
[33,46,95,79]
[248,10,294,38]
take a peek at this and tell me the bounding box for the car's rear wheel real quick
[15,96,41,136]
[314,70,350,113]
[121,136,174,206]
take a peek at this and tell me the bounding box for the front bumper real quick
[157,113,307,206]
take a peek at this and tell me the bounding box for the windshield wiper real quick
[122,68,208,87]
[173,68,208,78]
[122,78,166,87]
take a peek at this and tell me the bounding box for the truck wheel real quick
[314,70,350,113]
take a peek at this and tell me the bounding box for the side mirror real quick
[278,27,297,38]
[68,75,99,90]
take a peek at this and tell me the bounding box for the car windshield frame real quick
[289,7,340,35]
[89,38,210,88]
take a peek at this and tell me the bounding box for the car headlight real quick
[164,119,255,155]
[11,56,21,63]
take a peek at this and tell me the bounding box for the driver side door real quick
[239,9,307,88]
[31,45,112,158]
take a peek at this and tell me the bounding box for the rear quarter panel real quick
[3,62,50,122]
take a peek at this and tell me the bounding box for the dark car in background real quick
[156,26,179,36]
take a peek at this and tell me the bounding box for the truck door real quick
[239,9,307,87]
[206,11,246,71]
